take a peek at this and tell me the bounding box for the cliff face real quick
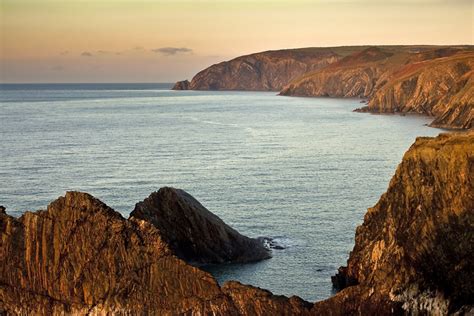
[284,47,474,130]
[130,187,271,264]
[174,48,344,91]
[280,47,395,98]
[320,132,474,315]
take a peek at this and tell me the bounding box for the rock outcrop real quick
[1,133,473,315]
[281,47,473,129]
[172,80,190,90]
[130,187,271,264]
[0,190,307,314]
[318,132,474,315]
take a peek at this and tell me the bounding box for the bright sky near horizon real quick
[1,0,473,83]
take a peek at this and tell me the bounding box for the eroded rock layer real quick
[281,47,474,129]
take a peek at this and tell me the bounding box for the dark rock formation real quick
[331,267,358,291]
[172,80,190,90]
[130,187,271,264]
[318,132,474,315]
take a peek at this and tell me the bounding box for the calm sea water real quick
[0,83,441,301]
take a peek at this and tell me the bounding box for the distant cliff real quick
[280,47,473,130]
[1,133,473,314]
[173,47,347,91]
[175,45,473,129]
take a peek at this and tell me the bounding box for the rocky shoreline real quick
[174,45,473,130]
[1,132,472,315]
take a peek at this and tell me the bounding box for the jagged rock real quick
[130,187,271,264]
[365,51,473,129]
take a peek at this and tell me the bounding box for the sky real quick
[1,0,473,83]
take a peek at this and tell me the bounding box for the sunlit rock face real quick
[282,47,473,130]
[321,132,474,315]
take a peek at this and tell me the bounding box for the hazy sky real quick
[1,0,472,83]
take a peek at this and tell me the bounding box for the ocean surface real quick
[0,83,441,301]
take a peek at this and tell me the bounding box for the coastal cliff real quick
[360,51,474,130]
[1,133,473,315]
[176,46,473,129]
[319,132,474,315]
[280,47,473,130]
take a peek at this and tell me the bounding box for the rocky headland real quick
[1,132,473,315]
[173,47,352,91]
[175,45,473,130]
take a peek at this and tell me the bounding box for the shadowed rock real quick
[130,187,271,264]
[172,80,190,90]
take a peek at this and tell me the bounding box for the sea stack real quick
[130,187,271,264]
[172,80,190,90]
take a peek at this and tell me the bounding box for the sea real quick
[0,83,441,302]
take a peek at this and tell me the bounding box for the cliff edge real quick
[318,132,474,315]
